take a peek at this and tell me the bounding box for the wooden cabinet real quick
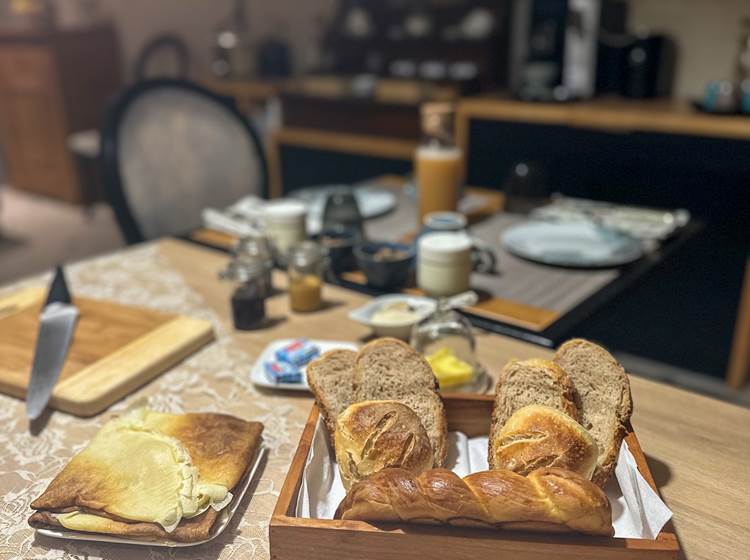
[0,25,120,203]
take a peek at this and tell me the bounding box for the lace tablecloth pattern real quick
[0,242,312,560]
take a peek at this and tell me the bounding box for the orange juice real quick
[415,146,464,223]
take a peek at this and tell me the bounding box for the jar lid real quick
[232,235,273,260]
[220,259,267,283]
[419,232,472,262]
[423,211,467,230]
[263,200,308,223]
[288,240,326,267]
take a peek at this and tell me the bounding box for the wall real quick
[629,0,750,97]
[63,0,750,98]
[93,0,336,80]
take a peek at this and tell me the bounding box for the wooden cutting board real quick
[0,287,214,417]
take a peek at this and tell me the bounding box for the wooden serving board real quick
[270,394,682,560]
[0,287,214,417]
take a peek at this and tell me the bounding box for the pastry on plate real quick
[28,408,263,543]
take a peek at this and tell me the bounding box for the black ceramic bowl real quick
[354,241,415,290]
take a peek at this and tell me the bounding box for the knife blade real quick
[26,267,79,420]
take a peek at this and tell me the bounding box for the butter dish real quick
[348,295,436,340]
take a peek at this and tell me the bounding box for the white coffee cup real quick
[417,232,473,297]
[262,200,308,256]
[417,231,496,297]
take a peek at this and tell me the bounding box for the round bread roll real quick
[335,400,433,490]
[490,404,599,479]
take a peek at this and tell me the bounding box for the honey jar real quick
[288,241,326,312]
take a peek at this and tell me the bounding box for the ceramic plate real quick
[35,445,267,548]
[501,221,644,268]
[291,185,397,234]
[250,339,359,391]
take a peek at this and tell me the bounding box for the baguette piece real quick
[489,404,598,478]
[353,338,447,467]
[554,339,633,486]
[306,349,357,442]
[335,401,433,490]
[335,466,612,536]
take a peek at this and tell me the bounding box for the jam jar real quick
[287,241,327,312]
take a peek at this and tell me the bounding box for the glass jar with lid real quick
[221,259,268,330]
[230,234,274,296]
[411,301,488,392]
[288,241,327,312]
[220,234,274,330]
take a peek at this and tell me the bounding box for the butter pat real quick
[426,347,474,388]
[371,302,421,326]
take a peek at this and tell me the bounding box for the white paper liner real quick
[296,418,672,539]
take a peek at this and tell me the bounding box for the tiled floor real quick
[0,185,124,285]
[1,182,748,407]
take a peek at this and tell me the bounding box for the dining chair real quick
[101,79,268,243]
[727,256,750,389]
[134,34,191,81]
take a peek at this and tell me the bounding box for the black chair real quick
[134,34,191,81]
[101,79,267,244]
[68,35,192,199]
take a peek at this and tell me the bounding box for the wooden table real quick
[0,239,747,560]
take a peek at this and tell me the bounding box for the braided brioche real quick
[335,466,612,536]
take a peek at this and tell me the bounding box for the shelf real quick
[456,96,750,141]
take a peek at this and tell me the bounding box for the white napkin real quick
[296,418,672,539]
[610,441,673,538]
[201,196,266,237]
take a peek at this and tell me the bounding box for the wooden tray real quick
[270,394,681,560]
[0,287,214,417]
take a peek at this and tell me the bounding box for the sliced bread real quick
[489,358,578,469]
[306,349,357,442]
[353,338,447,467]
[554,338,633,486]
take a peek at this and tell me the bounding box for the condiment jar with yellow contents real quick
[288,241,327,312]
[411,300,488,392]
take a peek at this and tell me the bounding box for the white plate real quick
[291,185,397,234]
[348,295,436,340]
[501,221,644,268]
[250,339,359,391]
[35,445,267,548]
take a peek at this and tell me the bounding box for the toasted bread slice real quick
[554,338,633,486]
[306,349,357,442]
[353,338,447,467]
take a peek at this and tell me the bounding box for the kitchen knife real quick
[26,266,79,420]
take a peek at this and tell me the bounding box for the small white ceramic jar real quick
[417,232,473,297]
[262,200,308,257]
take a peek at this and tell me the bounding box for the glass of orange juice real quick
[415,103,464,224]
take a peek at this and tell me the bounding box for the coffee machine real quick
[510,0,601,101]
